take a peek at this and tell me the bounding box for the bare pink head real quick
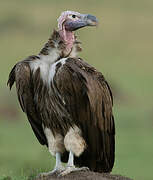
[57,11,98,54]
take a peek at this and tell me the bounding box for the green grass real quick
[0,0,153,179]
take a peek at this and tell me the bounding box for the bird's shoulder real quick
[55,57,106,86]
[7,55,40,91]
[55,57,113,105]
[55,57,103,78]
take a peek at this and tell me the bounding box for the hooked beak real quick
[84,14,98,26]
[64,14,98,31]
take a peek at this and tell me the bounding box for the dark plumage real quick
[8,11,115,176]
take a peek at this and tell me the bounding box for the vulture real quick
[8,11,115,176]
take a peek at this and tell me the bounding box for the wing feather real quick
[55,58,115,172]
[7,61,47,146]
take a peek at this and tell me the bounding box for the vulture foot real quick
[37,166,65,177]
[58,166,89,176]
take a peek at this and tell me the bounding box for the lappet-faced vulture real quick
[8,11,115,176]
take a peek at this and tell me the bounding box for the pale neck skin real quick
[58,24,75,56]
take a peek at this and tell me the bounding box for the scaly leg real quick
[37,152,64,177]
[59,151,89,176]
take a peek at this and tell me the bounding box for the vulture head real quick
[57,11,98,54]
[57,11,98,31]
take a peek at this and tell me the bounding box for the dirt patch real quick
[34,171,132,180]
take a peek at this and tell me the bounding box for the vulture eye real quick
[68,14,79,20]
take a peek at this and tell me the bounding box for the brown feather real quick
[7,30,115,173]
[7,59,47,146]
[55,58,115,172]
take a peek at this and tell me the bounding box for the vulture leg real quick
[37,152,64,177]
[59,151,89,176]
[52,152,65,173]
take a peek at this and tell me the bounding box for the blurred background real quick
[0,0,153,179]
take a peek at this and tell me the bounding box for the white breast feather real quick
[48,58,67,83]
[30,49,67,86]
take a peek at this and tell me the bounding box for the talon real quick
[80,167,89,171]
[37,166,65,178]
[58,166,89,176]
[58,166,74,177]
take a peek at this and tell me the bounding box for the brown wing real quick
[55,58,115,172]
[7,61,47,146]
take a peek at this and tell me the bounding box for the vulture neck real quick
[58,29,75,56]
[39,30,81,62]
